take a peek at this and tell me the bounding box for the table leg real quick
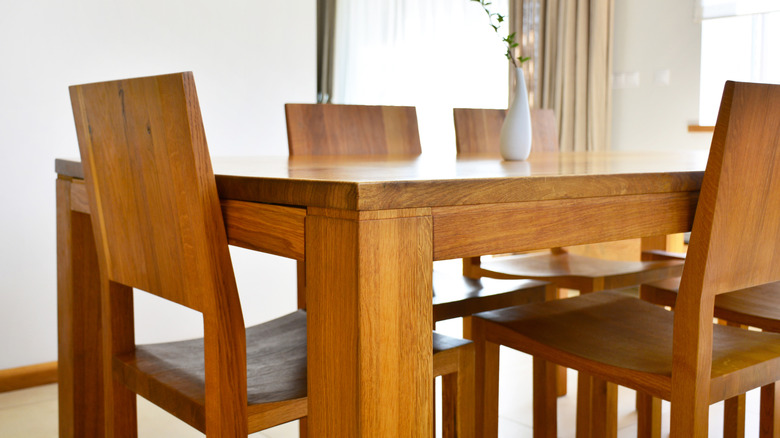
[57,177,104,438]
[305,207,433,436]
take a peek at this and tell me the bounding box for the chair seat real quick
[114,310,308,432]
[433,331,473,354]
[474,291,780,401]
[643,278,780,332]
[479,252,684,291]
[432,271,547,322]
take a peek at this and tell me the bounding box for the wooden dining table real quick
[55,151,706,437]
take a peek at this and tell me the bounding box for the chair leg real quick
[442,375,456,438]
[533,357,557,438]
[576,373,593,438]
[760,382,780,438]
[299,418,308,438]
[636,392,662,438]
[102,281,137,438]
[722,320,746,438]
[590,377,617,438]
[551,287,568,398]
[723,394,746,438]
[472,318,500,438]
[457,343,476,438]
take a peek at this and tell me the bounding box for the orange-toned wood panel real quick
[432,192,698,260]
[305,207,433,437]
[221,200,305,260]
[0,361,58,393]
[67,181,307,261]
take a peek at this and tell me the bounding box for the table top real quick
[56,151,707,210]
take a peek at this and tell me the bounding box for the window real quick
[698,2,780,125]
[331,0,511,156]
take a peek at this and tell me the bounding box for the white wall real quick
[612,0,713,150]
[0,0,315,369]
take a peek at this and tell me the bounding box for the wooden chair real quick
[641,249,780,437]
[470,81,780,437]
[286,103,549,437]
[71,72,308,436]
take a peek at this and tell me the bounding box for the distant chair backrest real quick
[453,108,559,155]
[672,81,780,414]
[70,72,247,431]
[285,103,422,155]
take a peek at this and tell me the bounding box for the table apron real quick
[431,191,699,260]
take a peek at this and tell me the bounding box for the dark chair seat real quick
[432,272,547,322]
[479,252,684,292]
[476,291,780,401]
[643,278,780,332]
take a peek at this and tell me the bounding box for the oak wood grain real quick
[57,151,707,212]
[453,108,559,155]
[221,200,305,260]
[285,103,421,155]
[432,192,697,260]
[305,207,433,437]
[70,72,307,437]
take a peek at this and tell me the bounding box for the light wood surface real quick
[57,115,706,436]
[471,81,780,437]
[56,151,706,212]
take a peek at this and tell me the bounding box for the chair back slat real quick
[285,103,421,155]
[453,108,559,155]
[682,81,780,297]
[70,72,237,312]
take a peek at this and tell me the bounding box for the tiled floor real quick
[0,328,763,438]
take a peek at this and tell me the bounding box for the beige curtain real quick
[317,0,337,103]
[511,0,614,151]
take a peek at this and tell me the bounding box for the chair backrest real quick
[672,81,780,417]
[680,81,780,300]
[70,72,239,314]
[285,103,422,155]
[453,108,559,155]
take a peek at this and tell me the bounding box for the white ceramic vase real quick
[500,67,532,161]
